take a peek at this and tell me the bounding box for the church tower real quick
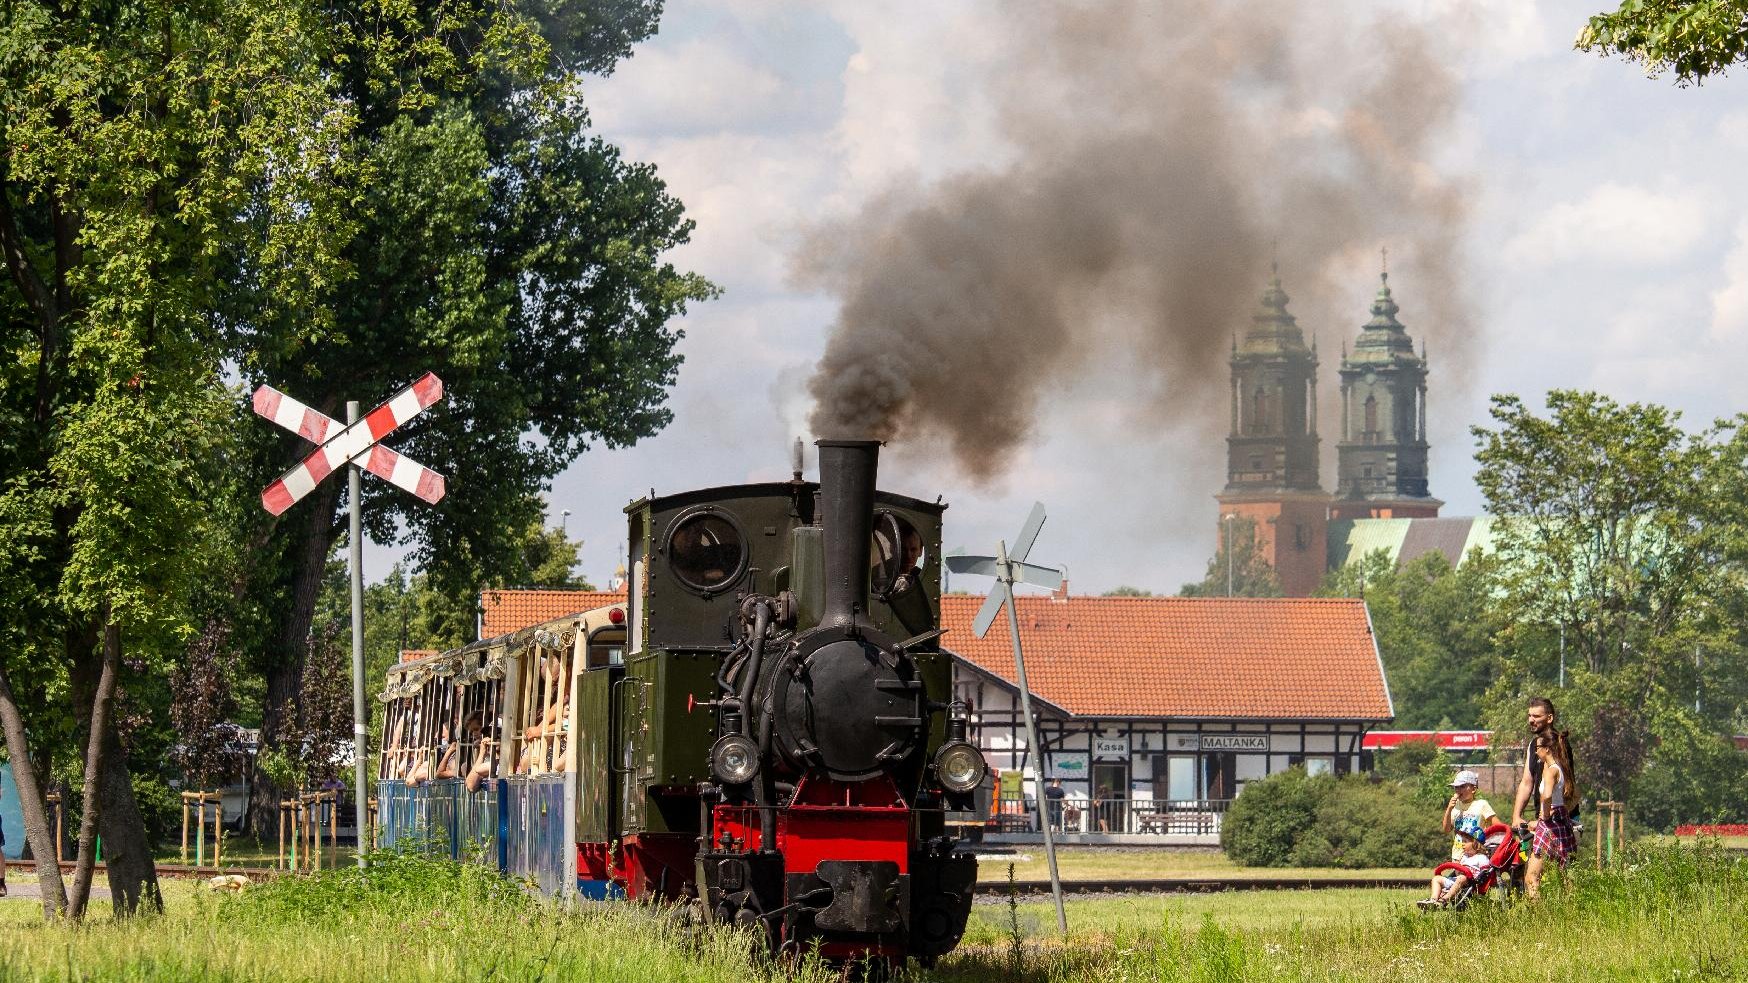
[1331,267,1442,519]
[1216,269,1330,596]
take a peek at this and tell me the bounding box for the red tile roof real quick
[398,649,439,664]
[480,589,627,639]
[942,594,1392,721]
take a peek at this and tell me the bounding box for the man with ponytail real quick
[1510,697,1579,897]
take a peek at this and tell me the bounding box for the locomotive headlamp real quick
[934,740,987,793]
[710,733,760,785]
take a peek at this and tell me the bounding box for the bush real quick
[1292,778,1448,868]
[1222,767,1447,869]
[1220,767,1333,866]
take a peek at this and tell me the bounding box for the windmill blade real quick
[1011,502,1047,561]
[971,583,1010,639]
[1012,560,1065,589]
[944,554,997,577]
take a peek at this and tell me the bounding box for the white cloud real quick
[1711,218,1748,343]
[589,38,814,138]
[1502,183,1710,268]
[1718,112,1748,151]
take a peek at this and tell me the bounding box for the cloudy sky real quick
[378,0,1748,595]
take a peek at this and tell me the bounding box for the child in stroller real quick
[1418,818,1525,910]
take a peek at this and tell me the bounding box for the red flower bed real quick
[1674,824,1748,837]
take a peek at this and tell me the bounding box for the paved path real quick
[1,881,112,902]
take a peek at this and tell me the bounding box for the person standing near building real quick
[1044,778,1066,831]
[1440,770,1498,860]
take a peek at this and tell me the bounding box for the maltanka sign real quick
[1198,734,1269,751]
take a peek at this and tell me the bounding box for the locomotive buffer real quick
[945,503,1068,935]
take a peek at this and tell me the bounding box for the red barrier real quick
[1674,824,1748,837]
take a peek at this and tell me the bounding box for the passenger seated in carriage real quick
[437,710,485,781]
[407,720,449,788]
[515,654,570,775]
[1419,816,1493,909]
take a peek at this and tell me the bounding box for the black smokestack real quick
[802,0,1474,482]
[815,438,879,629]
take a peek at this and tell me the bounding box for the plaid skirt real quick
[1533,807,1577,863]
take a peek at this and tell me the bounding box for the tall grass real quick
[938,842,1748,982]
[0,851,832,983]
[1,844,1741,982]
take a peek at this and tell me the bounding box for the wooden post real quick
[181,795,190,865]
[1594,800,1625,870]
[213,793,222,868]
[277,800,286,871]
[196,795,206,867]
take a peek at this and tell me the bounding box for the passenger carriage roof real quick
[389,599,625,680]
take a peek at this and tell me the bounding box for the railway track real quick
[984,875,1424,896]
[0,859,281,881]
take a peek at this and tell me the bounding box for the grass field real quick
[2,843,1742,982]
[973,846,1423,883]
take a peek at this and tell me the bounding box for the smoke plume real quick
[804,0,1472,481]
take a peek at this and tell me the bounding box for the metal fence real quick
[997,796,1233,835]
[501,774,569,896]
[375,778,501,866]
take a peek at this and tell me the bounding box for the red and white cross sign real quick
[253,373,447,515]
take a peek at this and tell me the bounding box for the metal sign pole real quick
[347,401,369,867]
[999,545,1067,936]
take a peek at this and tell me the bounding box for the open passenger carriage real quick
[376,602,626,893]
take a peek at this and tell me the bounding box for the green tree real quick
[1472,391,1748,823]
[1473,392,1738,697]
[0,0,381,919]
[1180,517,1284,597]
[1579,1,1748,85]
[1317,550,1501,729]
[235,3,714,837]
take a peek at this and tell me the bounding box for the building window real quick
[1363,395,1378,444]
[1304,756,1335,777]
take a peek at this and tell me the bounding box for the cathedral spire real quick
[1333,265,1440,519]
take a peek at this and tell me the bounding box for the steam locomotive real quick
[377,439,983,967]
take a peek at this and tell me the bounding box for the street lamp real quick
[561,509,571,534]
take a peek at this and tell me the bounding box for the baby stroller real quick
[1429,823,1526,910]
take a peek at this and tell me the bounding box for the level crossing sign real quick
[252,372,447,514]
[251,371,448,868]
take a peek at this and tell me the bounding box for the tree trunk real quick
[66,617,120,921]
[249,480,341,838]
[66,620,163,916]
[0,659,69,919]
[95,724,162,915]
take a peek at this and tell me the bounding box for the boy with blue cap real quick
[1419,815,1493,909]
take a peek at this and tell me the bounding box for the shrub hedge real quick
[1221,767,1447,868]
